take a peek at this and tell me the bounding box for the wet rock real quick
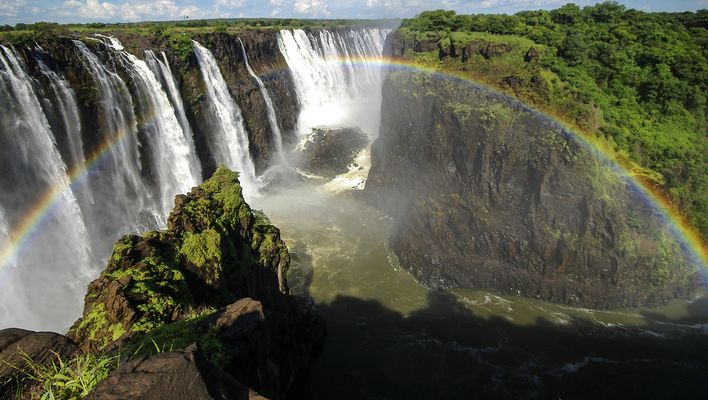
[0,329,78,398]
[88,343,253,400]
[300,127,368,179]
[366,70,700,308]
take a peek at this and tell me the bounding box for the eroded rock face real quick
[366,71,700,308]
[300,127,368,179]
[0,329,78,398]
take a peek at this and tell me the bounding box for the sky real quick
[0,0,705,25]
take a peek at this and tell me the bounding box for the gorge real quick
[0,16,707,399]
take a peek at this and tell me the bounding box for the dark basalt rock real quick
[88,343,252,400]
[366,70,700,308]
[300,127,368,179]
[0,329,78,398]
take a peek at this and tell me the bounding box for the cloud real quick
[58,0,202,21]
[215,0,246,7]
[293,0,330,16]
[0,0,28,18]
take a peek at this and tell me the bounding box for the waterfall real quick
[277,29,389,139]
[145,50,202,180]
[73,40,157,236]
[34,55,94,207]
[192,40,256,189]
[35,58,86,172]
[0,46,95,330]
[99,36,200,218]
[237,37,286,164]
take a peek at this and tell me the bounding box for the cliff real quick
[1,167,324,399]
[366,70,700,308]
[8,29,299,177]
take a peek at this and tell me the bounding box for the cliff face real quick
[67,167,323,398]
[366,71,700,308]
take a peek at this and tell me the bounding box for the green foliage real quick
[399,3,708,238]
[2,350,117,400]
[179,229,223,285]
[165,32,193,62]
[121,308,227,367]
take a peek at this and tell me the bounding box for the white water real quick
[73,40,157,235]
[192,40,257,191]
[277,29,388,140]
[35,55,94,208]
[146,50,203,181]
[35,58,86,171]
[100,36,200,218]
[0,46,95,330]
[238,37,286,164]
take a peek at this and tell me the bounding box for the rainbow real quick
[0,52,705,282]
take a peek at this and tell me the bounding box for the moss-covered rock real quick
[69,167,290,351]
[67,167,323,398]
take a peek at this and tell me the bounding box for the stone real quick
[88,343,253,400]
[0,329,78,398]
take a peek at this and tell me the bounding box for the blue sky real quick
[0,0,705,25]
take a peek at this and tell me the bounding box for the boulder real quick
[88,343,254,400]
[300,127,368,179]
[0,329,78,398]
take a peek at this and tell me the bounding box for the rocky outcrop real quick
[0,329,78,399]
[88,343,251,400]
[67,167,323,398]
[366,71,700,308]
[300,127,368,179]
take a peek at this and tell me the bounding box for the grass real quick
[1,349,118,400]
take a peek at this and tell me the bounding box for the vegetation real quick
[399,3,708,238]
[0,17,397,47]
[2,350,117,400]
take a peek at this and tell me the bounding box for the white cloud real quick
[293,0,330,16]
[215,0,246,7]
[0,0,28,18]
[58,0,203,21]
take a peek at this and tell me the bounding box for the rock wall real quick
[366,70,700,308]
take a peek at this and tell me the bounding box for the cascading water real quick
[0,46,95,330]
[73,40,157,238]
[145,50,203,180]
[34,55,94,207]
[192,40,257,190]
[277,29,388,139]
[99,36,200,218]
[277,28,388,191]
[237,37,286,164]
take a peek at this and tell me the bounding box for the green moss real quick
[179,229,223,285]
[448,102,473,121]
[121,308,227,367]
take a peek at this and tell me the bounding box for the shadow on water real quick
[292,290,708,399]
